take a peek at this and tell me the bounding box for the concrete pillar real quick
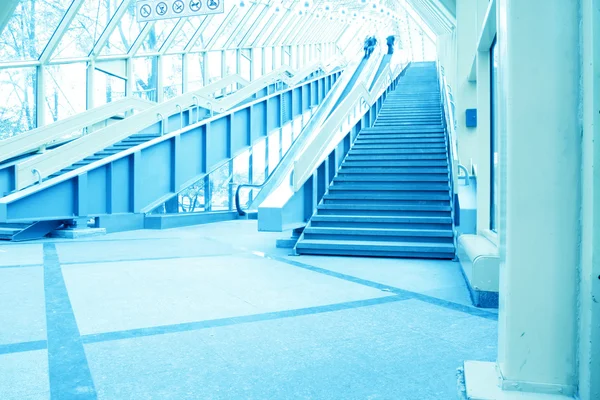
[497,0,580,395]
[578,1,600,399]
[465,0,582,398]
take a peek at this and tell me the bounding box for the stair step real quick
[335,173,449,182]
[343,160,448,168]
[360,128,445,134]
[0,227,22,235]
[322,194,450,206]
[346,154,447,161]
[316,204,451,217]
[295,240,455,259]
[331,181,449,190]
[356,135,446,141]
[340,167,449,174]
[326,188,450,198]
[355,138,446,144]
[303,227,454,242]
[310,215,452,227]
[349,148,446,155]
[352,144,447,150]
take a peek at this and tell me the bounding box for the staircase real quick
[295,62,455,259]
[47,133,160,180]
[0,221,64,241]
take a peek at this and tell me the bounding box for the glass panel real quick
[224,50,236,75]
[231,4,265,47]
[163,54,183,100]
[240,50,250,81]
[232,149,251,208]
[255,8,286,47]
[94,69,126,106]
[0,67,36,139]
[210,161,231,211]
[490,37,499,232]
[191,3,233,51]
[100,2,144,55]
[187,52,204,92]
[53,0,124,59]
[138,19,178,54]
[274,46,281,69]
[267,129,280,174]
[243,7,272,47]
[179,179,205,212]
[281,124,292,155]
[132,57,158,101]
[211,6,249,50]
[206,51,221,84]
[283,46,291,66]
[253,48,262,78]
[264,47,273,74]
[223,50,236,94]
[0,0,74,61]
[231,4,264,47]
[252,137,266,184]
[166,16,206,54]
[45,63,86,123]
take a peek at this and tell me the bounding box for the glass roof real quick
[0,0,436,65]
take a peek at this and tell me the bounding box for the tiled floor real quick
[0,220,497,400]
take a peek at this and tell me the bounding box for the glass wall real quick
[490,37,499,232]
[152,105,315,214]
[0,0,429,140]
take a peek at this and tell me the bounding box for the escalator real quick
[0,68,342,241]
[329,57,369,113]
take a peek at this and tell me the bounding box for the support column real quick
[36,65,46,128]
[465,0,581,398]
[86,59,95,110]
[156,55,164,103]
[182,53,189,93]
[578,1,600,399]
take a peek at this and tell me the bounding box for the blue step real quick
[296,62,456,259]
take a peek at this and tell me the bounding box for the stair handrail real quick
[233,56,364,216]
[438,63,462,193]
[233,51,384,216]
[0,71,341,216]
[292,58,407,191]
[11,59,346,191]
[0,97,155,164]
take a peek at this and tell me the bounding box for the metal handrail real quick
[0,97,155,164]
[292,56,406,190]
[12,59,346,191]
[233,52,382,216]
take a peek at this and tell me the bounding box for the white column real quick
[86,59,95,110]
[36,65,46,128]
[156,55,164,103]
[182,53,189,93]
[201,52,208,86]
[249,48,254,81]
[497,0,579,395]
[578,1,600,399]
[125,57,134,97]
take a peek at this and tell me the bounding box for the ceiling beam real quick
[0,0,19,38]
